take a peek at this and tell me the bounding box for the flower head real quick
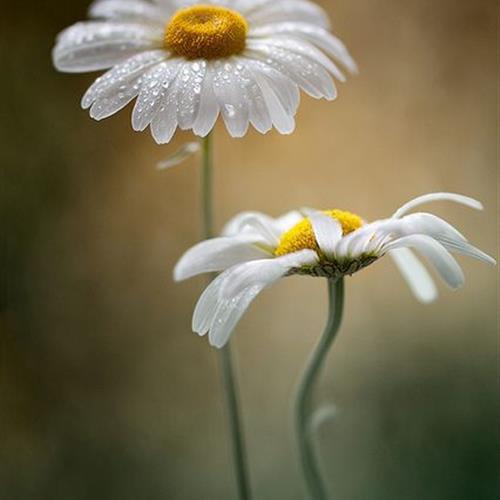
[52,0,356,143]
[174,193,496,347]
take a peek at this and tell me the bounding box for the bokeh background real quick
[1,0,498,498]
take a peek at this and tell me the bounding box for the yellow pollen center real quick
[164,5,248,60]
[275,209,363,257]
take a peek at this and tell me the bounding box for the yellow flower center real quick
[164,5,248,60]
[275,210,363,257]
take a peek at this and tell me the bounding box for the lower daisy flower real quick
[174,192,495,348]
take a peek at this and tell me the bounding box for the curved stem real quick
[295,278,345,500]
[200,134,252,500]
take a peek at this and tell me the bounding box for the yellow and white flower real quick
[174,193,495,347]
[52,0,356,143]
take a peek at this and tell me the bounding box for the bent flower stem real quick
[295,277,345,500]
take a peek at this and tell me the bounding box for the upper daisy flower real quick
[52,0,357,143]
[174,192,496,347]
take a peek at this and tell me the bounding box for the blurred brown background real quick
[0,0,498,499]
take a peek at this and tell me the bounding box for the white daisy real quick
[52,0,356,143]
[174,192,496,348]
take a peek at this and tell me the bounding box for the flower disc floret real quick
[165,5,248,60]
[275,209,363,257]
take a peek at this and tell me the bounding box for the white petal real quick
[246,0,329,29]
[246,42,336,100]
[81,50,167,120]
[392,193,484,218]
[309,212,342,259]
[397,212,467,241]
[221,250,318,297]
[434,236,496,266]
[245,62,296,134]
[208,286,262,348]
[274,210,304,232]
[244,58,300,116]
[206,250,318,347]
[384,235,465,289]
[250,37,346,82]
[389,248,438,303]
[53,21,162,73]
[176,61,208,131]
[192,65,220,137]
[212,60,250,137]
[89,0,167,25]
[221,212,281,246]
[192,272,225,336]
[132,59,182,132]
[173,236,271,281]
[249,22,358,74]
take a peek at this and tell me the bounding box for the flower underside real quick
[165,5,248,60]
[275,209,363,257]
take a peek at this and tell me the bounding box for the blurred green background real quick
[1,0,498,499]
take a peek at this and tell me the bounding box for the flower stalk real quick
[200,134,252,500]
[295,277,345,500]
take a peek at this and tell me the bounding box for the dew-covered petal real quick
[392,193,484,219]
[245,58,300,117]
[221,249,318,297]
[89,0,167,26]
[246,42,336,100]
[212,60,250,137]
[132,59,182,132]
[173,236,271,281]
[384,235,465,289]
[53,21,163,73]
[389,248,438,303]
[250,37,346,81]
[192,65,220,137]
[204,250,318,347]
[175,61,209,131]
[82,50,167,120]
[249,22,357,74]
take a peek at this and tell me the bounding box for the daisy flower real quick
[52,0,356,143]
[174,192,496,348]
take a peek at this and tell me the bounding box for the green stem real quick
[200,134,252,500]
[295,278,345,500]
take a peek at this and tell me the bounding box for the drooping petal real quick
[89,0,167,26]
[392,193,484,219]
[53,21,163,73]
[204,250,318,347]
[389,248,438,303]
[220,250,318,297]
[396,212,467,241]
[173,236,271,281]
[309,212,342,259]
[383,235,465,289]
[81,49,167,120]
[434,236,496,265]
